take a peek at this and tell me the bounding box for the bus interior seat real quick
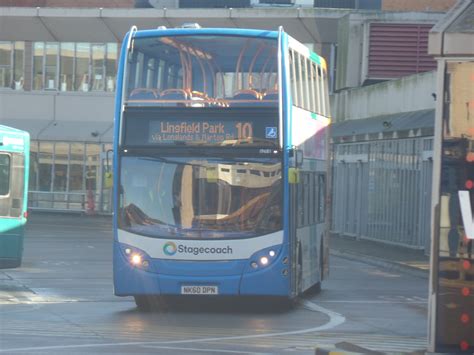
[232,89,262,100]
[160,89,189,100]
[129,88,159,100]
[229,89,262,106]
[260,90,278,106]
[263,89,278,100]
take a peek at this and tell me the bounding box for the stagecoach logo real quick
[162,241,234,256]
[163,242,177,256]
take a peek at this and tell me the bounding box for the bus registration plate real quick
[181,285,218,295]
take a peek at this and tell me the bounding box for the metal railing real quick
[331,138,433,252]
[28,190,112,214]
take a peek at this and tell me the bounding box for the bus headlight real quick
[246,245,281,272]
[131,254,142,265]
[120,244,151,270]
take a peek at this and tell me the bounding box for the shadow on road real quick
[119,295,297,315]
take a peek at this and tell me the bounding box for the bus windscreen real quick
[118,155,282,239]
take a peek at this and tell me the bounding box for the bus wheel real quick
[0,259,21,269]
[134,296,152,311]
[134,295,168,311]
[268,296,298,310]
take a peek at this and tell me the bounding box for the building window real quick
[29,141,112,212]
[38,141,53,191]
[106,43,117,92]
[91,44,105,91]
[75,43,90,92]
[32,41,118,92]
[60,43,74,91]
[14,42,24,90]
[45,43,59,90]
[0,42,12,89]
[33,42,44,90]
[0,41,24,90]
[53,142,69,192]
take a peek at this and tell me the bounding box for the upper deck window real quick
[0,154,10,196]
[125,35,278,107]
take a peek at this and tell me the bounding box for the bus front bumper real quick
[113,244,290,297]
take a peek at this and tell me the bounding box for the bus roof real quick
[133,27,279,40]
[0,125,30,138]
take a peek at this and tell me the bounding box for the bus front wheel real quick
[0,259,21,269]
[134,295,152,311]
[134,295,167,311]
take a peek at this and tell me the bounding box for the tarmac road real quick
[0,213,429,354]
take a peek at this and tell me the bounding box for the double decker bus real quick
[113,25,331,309]
[0,125,30,268]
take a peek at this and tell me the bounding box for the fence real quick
[331,137,433,251]
[28,190,112,214]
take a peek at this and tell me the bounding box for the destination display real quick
[123,109,279,147]
[149,120,262,144]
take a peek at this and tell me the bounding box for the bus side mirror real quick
[295,149,304,168]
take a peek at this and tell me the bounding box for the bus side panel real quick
[290,106,329,293]
[0,220,25,267]
[280,31,297,298]
[0,130,29,268]
[296,225,323,292]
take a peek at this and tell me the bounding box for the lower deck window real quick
[0,154,10,195]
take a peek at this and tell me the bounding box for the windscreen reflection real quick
[119,156,282,239]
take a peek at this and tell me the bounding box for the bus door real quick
[0,153,25,219]
[288,149,303,297]
[0,152,26,263]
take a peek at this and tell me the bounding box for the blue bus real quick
[113,25,331,309]
[0,125,30,268]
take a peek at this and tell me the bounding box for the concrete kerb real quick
[330,250,429,279]
[315,348,360,355]
[315,341,390,355]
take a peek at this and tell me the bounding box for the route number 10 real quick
[235,122,253,139]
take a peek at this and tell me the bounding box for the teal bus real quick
[113,25,331,309]
[0,125,30,268]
